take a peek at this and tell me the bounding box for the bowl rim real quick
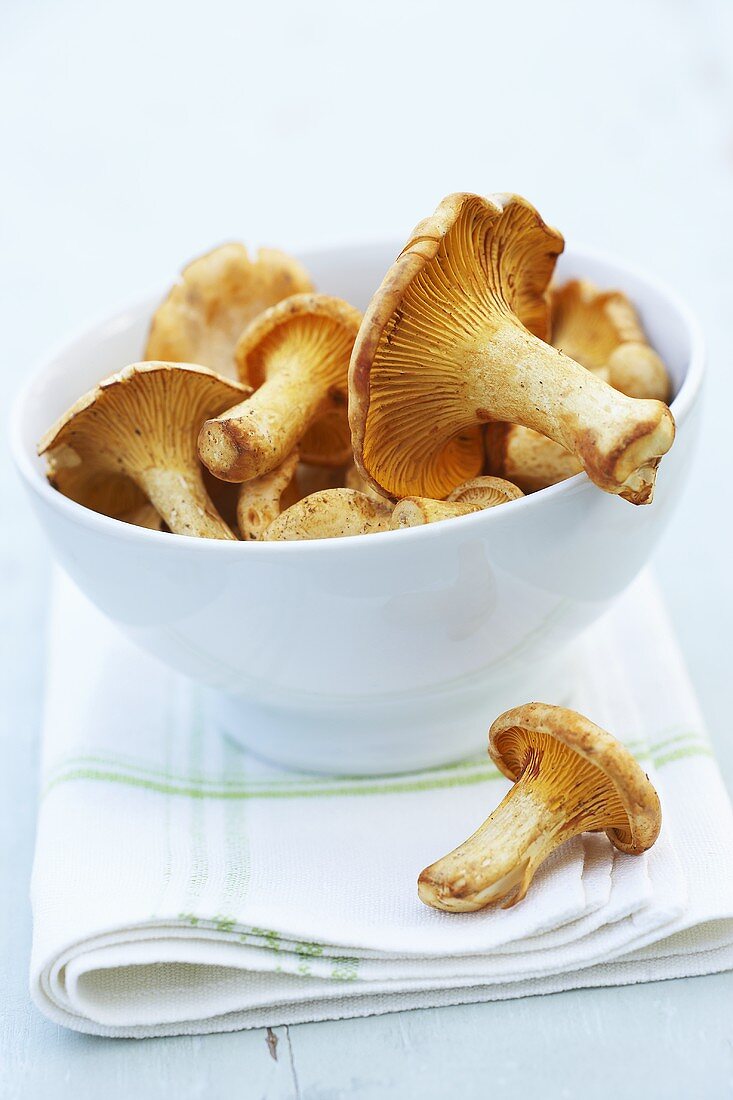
[11,242,706,556]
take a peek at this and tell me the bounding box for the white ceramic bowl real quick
[12,243,704,774]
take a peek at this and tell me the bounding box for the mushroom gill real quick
[39,362,250,539]
[446,475,524,507]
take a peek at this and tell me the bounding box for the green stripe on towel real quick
[43,732,711,802]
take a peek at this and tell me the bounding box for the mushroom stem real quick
[236,449,300,540]
[418,731,629,911]
[137,467,236,540]
[199,366,330,483]
[419,782,561,911]
[469,326,674,504]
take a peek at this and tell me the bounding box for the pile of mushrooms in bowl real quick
[36,194,677,542]
[13,192,702,774]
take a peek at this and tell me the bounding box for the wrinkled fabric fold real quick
[30,571,733,1037]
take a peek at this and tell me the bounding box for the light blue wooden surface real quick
[2,0,732,1095]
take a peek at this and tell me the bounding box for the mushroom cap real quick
[39,362,250,528]
[485,423,582,494]
[120,502,166,531]
[234,293,360,467]
[235,293,362,386]
[606,343,671,403]
[263,488,391,541]
[39,361,249,466]
[349,192,564,500]
[489,703,661,855]
[44,453,149,521]
[344,462,390,502]
[446,475,524,507]
[145,244,314,379]
[551,279,670,402]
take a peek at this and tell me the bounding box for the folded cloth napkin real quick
[30,570,733,1037]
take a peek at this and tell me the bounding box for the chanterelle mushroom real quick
[264,488,391,541]
[391,498,479,528]
[145,244,314,379]
[486,424,582,494]
[199,294,361,482]
[486,279,671,494]
[447,475,524,507]
[43,457,150,524]
[551,279,671,402]
[38,362,250,539]
[120,501,166,531]
[350,193,675,505]
[296,461,350,498]
[392,476,523,528]
[345,462,389,502]
[236,449,301,540]
[418,703,661,912]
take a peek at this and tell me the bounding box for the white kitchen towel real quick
[30,571,733,1037]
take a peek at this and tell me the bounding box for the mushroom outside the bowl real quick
[349,193,675,505]
[418,703,661,912]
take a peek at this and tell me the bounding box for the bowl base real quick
[205,651,577,776]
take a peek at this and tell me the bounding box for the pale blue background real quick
[2,0,732,1095]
